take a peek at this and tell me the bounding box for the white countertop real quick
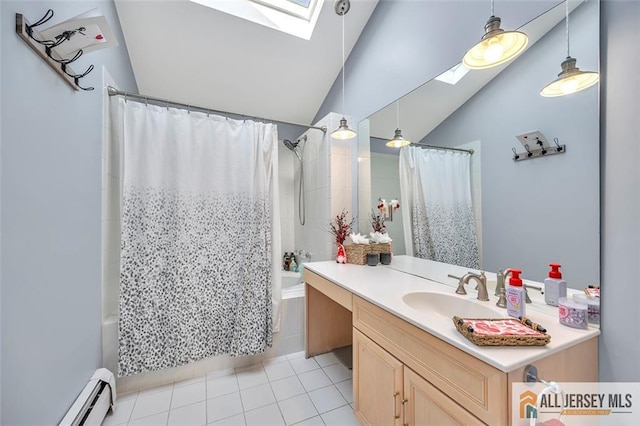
[304,256,600,373]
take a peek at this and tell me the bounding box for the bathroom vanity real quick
[303,257,599,425]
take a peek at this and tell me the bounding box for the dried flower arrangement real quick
[329,210,354,245]
[370,209,386,233]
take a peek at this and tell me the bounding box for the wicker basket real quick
[369,242,391,255]
[344,244,371,265]
[452,316,550,346]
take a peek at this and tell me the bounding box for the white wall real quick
[0,1,137,423]
[600,0,640,382]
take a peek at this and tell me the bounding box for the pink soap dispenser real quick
[506,269,526,318]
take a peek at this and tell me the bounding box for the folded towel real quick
[91,368,117,406]
[370,232,392,243]
[349,233,370,244]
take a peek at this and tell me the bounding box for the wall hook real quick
[525,144,533,157]
[60,63,94,91]
[512,147,520,160]
[554,137,564,152]
[45,48,82,65]
[512,137,567,162]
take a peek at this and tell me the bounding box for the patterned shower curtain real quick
[399,146,479,269]
[113,99,281,376]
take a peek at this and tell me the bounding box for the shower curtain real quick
[113,99,281,376]
[399,146,479,269]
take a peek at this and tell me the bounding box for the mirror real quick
[358,0,599,288]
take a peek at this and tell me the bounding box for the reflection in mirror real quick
[359,0,599,288]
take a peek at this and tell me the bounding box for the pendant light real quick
[386,101,411,148]
[541,0,599,97]
[331,0,356,140]
[462,0,528,70]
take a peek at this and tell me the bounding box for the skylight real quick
[435,62,470,86]
[191,0,324,40]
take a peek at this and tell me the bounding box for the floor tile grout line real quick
[165,383,174,426]
[233,372,249,425]
[204,372,208,425]
[125,391,139,425]
[267,372,289,425]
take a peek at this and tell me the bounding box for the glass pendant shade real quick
[331,117,356,140]
[541,57,599,97]
[386,129,411,148]
[462,16,528,69]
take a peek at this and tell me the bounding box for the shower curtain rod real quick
[106,86,328,133]
[412,142,474,155]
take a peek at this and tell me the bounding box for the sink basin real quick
[402,292,500,318]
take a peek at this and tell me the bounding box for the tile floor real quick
[103,351,359,426]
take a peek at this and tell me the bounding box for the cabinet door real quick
[354,328,404,426]
[404,367,485,426]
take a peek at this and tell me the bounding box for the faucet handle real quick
[448,274,467,295]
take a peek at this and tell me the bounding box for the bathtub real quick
[281,270,304,299]
[103,270,305,394]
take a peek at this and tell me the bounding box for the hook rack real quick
[512,137,566,162]
[16,9,97,91]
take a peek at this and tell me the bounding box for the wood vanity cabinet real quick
[304,268,598,426]
[352,296,503,425]
[354,328,483,426]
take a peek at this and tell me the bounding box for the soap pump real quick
[506,269,526,318]
[544,263,567,307]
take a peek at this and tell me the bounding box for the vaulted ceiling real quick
[115,0,378,125]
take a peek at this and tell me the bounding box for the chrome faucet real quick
[524,284,543,303]
[449,271,489,301]
[496,268,512,296]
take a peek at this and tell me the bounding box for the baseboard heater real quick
[60,369,115,426]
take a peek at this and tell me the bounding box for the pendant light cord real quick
[341,12,345,115]
[396,101,400,129]
[490,0,494,17]
[565,0,570,58]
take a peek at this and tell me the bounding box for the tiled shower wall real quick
[293,113,353,263]
[278,143,295,255]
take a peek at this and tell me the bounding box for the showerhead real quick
[283,139,303,162]
[283,139,299,151]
